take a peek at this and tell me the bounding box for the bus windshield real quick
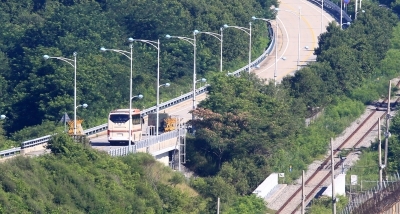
[109,114,129,123]
[109,114,141,125]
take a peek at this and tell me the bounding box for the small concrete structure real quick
[253,173,279,198]
[322,173,346,197]
[136,136,180,167]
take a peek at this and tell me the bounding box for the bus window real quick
[132,114,141,125]
[110,114,129,123]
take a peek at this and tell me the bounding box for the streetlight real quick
[129,38,165,136]
[157,83,170,135]
[131,94,144,100]
[223,23,252,74]
[355,10,365,20]
[342,22,351,27]
[76,103,88,109]
[252,16,278,86]
[275,7,301,71]
[196,78,206,83]
[165,32,197,121]
[0,115,5,120]
[100,39,135,152]
[194,29,223,72]
[43,52,78,135]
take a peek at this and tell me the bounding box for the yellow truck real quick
[148,113,179,133]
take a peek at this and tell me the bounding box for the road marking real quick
[255,17,290,77]
[276,2,319,79]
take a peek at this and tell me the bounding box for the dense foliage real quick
[185,2,399,209]
[0,135,206,213]
[304,11,400,211]
[0,0,276,137]
[0,135,268,213]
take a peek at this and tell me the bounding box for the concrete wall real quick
[322,173,346,197]
[87,131,107,139]
[135,136,180,167]
[154,152,170,166]
[137,137,178,154]
[253,173,278,198]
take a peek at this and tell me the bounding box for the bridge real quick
[0,0,335,167]
[0,28,274,166]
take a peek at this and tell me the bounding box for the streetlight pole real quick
[43,52,78,135]
[100,39,134,152]
[251,16,277,85]
[275,17,278,86]
[129,38,165,135]
[298,7,301,71]
[194,29,223,72]
[157,83,170,135]
[165,32,197,121]
[321,0,324,35]
[220,27,223,72]
[223,23,252,74]
[340,0,343,29]
[275,7,301,71]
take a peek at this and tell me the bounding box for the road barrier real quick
[307,0,352,24]
[108,128,185,156]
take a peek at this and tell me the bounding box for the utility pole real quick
[217,197,220,214]
[331,138,336,214]
[340,0,343,29]
[384,81,391,168]
[321,0,324,35]
[355,0,358,19]
[302,170,305,214]
[378,117,383,188]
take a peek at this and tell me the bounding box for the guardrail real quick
[0,147,22,157]
[20,124,109,149]
[1,22,275,155]
[307,0,352,23]
[230,22,275,77]
[108,128,184,156]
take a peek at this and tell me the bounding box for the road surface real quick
[90,93,207,151]
[255,0,335,83]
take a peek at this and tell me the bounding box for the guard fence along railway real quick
[276,80,400,213]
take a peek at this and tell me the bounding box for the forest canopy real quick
[0,0,277,135]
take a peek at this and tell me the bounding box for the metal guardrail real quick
[2,22,276,155]
[230,22,275,77]
[20,124,109,149]
[307,0,352,24]
[108,128,184,156]
[0,147,22,157]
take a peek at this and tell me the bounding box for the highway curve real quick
[255,0,335,82]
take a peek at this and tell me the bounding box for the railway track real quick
[276,82,400,213]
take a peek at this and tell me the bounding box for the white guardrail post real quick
[1,23,275,157]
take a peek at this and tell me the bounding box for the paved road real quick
[255,0,335,82]
[90,93,207,151]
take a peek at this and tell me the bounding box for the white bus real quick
[107,109,143,146]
